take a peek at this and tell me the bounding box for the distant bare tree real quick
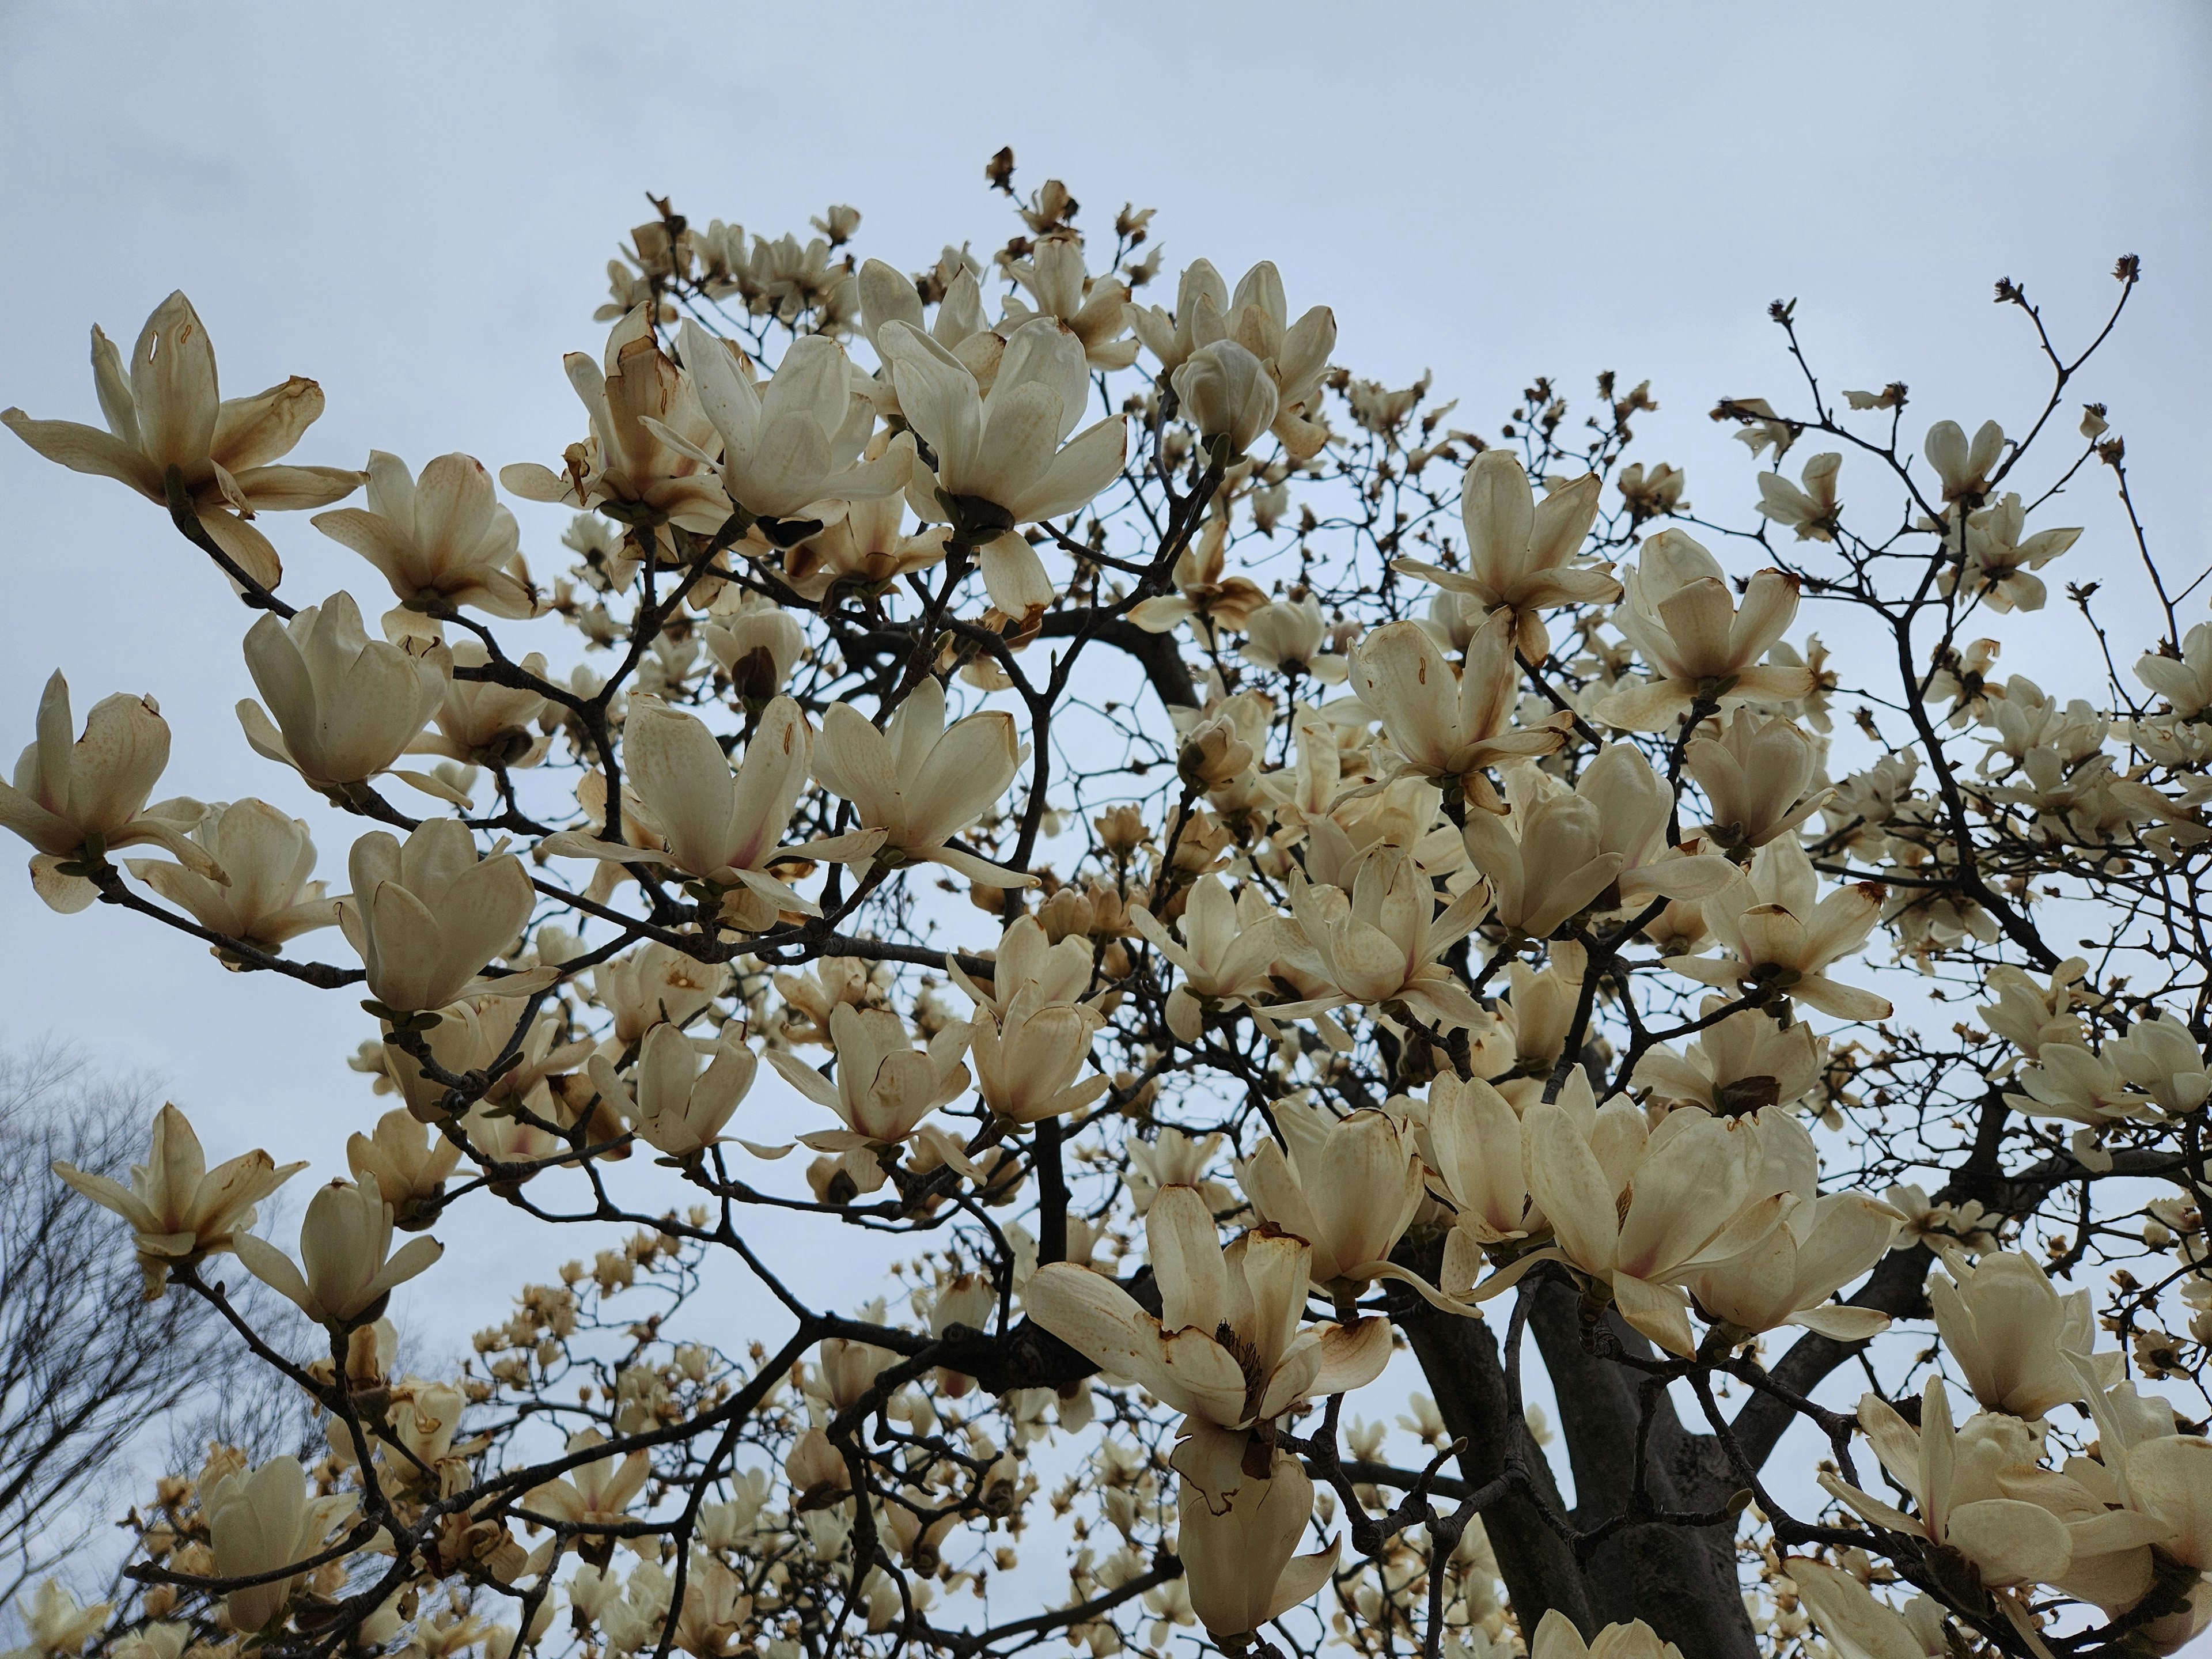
[0,1046,313,1620]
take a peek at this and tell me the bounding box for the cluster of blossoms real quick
[5,173,2208,1659]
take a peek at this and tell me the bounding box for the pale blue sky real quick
[0,0,2205,1403]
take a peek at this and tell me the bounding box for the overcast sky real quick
[1,0,2206,1476]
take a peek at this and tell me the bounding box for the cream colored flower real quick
[1460,774,1622,939]
[1755,452,1842,541]
[525,1429,651,1540]
[1289,853,1488,1029]
[1633,1002,1825,1118]
[1685,709,1829,854]
[780,450,951,601]
[0,671,221,912]
[880,316,1124,609]
[1238,593,1347,683]
[125,797,339,951]
[1787,1560,1942,1659]
[592,1024,757,1160]
[337,820,541,1013]
[1350,612,1572,790]
[409,639,549,769]
[1236,1095,1424,1291]
[1924,417,2005,503]
[1687,1188,1900,1340]
[1528,1611,1684,1659]
[948,912,1095,1018]
[1185,262,1335,461]
[969,988,1107,1125]
[10,1580,110,1658]
[1392,452,1614,661]
[236,591,452,797]
[313,451,538,618]
[1173,1429,1338,1641]
[668,321,911,528]
[596,942,729,1046]
[3,291,359,590]
[1023,1184,1391,1431]
[703,600,808,705]
[52,1103,303,1298]
[1929,1252,2102,1418]
[500,305,730,536]
[1522,1094,1790,1354]
[2136,622,2212,719]
[346,1107,462,1229]
[811,677,1031,889]
[766,1003,973,1149]
[1945,491,2079,613]
[234,1172,441,1327]
[204,1455,352,1634]
[999,236,1138,370]
[1172,339,1278,458]
[1126,517,1270,640]
[1666,837,1891,1021]
[1127,258,1229,375]
[1596,531,1815,731]
[1426,1073,1536,1269]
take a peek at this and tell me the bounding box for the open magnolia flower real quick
[0,669,222,912]
[52,1103,304,1298]
[1944,491,2080,613]
[1024,1183,1391,1433]
[1925,416,2006,504]
[811,677,1030,889]
[1350,612,1573,796]
[233,1171,444,1328]
[590,1024,759,1160]
[1755,451,1842,541]
[337,819,543,1013]
[1927,1251,2104,1419]
[968,987,1107,1125]
[1131,873,1300,1041]
[948,912,1095,1018]
[1392,451,1614,661]
[204,1455,353,1635]
[1172,1425,1338,1643]
[548,694,863,929]
[859,257,1003,390]
[703,600,808,706]
[1126,518,1269,641]
[781,449,952,600]
[1633,1001,1826,1117]
[501,304,730,537]
[1236,1095,1423,1293]
[124,797,340,952]
[1528,1612,1687,1659]
[1787,1559,1948,1659]
[1596,531,1815,731]
[878,315,1124,613]
[1685,707,1829,854]
[1667,836,1891,1021]
[312,450,539,619]
[665,321,911,531]
[411,639,550,769]
[998,236,1138,370]
[3,290,360,591]
[1685,1185,1901,1341]
[346,1107,462,1229]
[1523,1093,1793,1354]
[1288,852,1488,1029]
[237,591,456,801]
[524,1429,652,1543]
[2137,620,2212,719]
[1238,593,1347,683]
[766,1002,974,1153]
[1183,259,1335,461]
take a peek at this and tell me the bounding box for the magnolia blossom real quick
[1787,1560,1946,1659]
[1238,1097,1424,1292]
[237,592,453,798]
[1928,1252,2101,1418]
[204,1455,352,1634]
[125,797,339,952]
[948,913,1094,1018]
[1174,1432,1338,1642]
[858,257,1003,388]
[1184,260,1335,460]
[1131,874,1297,1041]
[338,819,540,1013]
[1391,451,1614,660]
[1425,1073,1536,1274]
[2137,621,2212,718]
[2108,1012,2212,1115]
[500,305,730,534]
[1171,339,1279,457]
[10,1581,110,1659]
[3,290,359,590]
[1238,593,1346,683]
[668,321,911,528]
[234,1172,442,1327]
[1668,837,1891,1021]
[1023,1184,1391,1432]
[766,1003,973,1150]
[551,695,856,929]
[0,671,220,912]
[1126,518,1269,639]
[1633,1002,1825,1118]
[1925,417,2005,503]
[1350,612,1571,791]
[1596,531,1815,731]
[410,639,549,768]
[591,1024,759,1160]
[312,450,538,618]
[1460,778,1620,939]
[1946,491,2080,613]
[878,316,1124,612]
[1523,1095,1791,1355]
[1289,853,1488,1029]
[1687,1188,1900,1340]
[999,236,1138,370]
[1685,709,1828,853]
[780,450,951,600]
[347,1107,462,1229]
[1755,452,1842,540]
[968,988,1107,1124]
[810,677,1030,888]
[597,942,729,1046]
[1528,1612,1686,1659]
[525,1429,652,1540]
[52,1104,303,1297]
[703,601,808,705]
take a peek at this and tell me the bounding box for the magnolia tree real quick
[4,160,2209,1659]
